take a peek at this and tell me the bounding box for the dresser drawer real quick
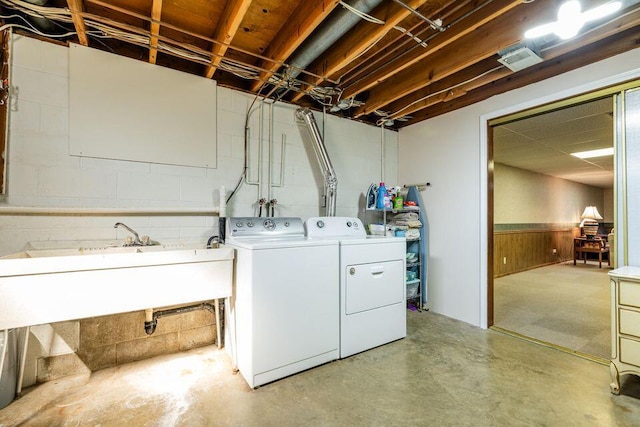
[620,309,640,337]
[620,337,640,367]
[619,280,640,308]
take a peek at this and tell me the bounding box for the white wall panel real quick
[69,44,217,168]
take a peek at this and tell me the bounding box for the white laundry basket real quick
[0,329,17,409]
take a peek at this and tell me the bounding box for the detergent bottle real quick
[376,182,387,209]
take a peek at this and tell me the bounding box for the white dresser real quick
[609,266,640,395]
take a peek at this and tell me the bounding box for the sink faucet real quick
[114,222,143,246]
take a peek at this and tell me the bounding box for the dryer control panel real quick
[227,217,305,238]
[306,217,366,237]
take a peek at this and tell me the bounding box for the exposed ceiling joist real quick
[248,0,341,93]
[352,0,556,117]
[0,0,637,131]
[66,0,89,46]
[341,0,524,102]
[406,25,640,125]
[289,0,431,103]
[148,0,162,64]
[400,6,640,125]
[205,0,253,79]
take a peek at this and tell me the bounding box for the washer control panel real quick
[305,217,366,237]
[227,217,304,238]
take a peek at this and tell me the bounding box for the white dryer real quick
[306,217,406,358]
[224,217,339,388]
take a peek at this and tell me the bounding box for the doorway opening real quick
[488,95,615,361]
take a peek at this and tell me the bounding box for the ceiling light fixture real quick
[570,147,614,159]
[525,1,622,40]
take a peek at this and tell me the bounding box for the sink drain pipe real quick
[144,302,219,335]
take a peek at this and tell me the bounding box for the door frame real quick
[479,78,640,329]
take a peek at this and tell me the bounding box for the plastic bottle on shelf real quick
[376,182,387,209]
[384,190,392,209]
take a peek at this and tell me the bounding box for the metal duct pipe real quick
[295,108,338,216]
[286,0,383,80]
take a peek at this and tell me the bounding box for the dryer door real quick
[345,260,404,314]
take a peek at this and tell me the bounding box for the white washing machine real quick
[224,217,339,388]
[306,216,406,358]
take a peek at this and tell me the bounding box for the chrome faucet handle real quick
[114,222,142,245]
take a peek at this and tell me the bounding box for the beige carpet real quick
[494,260,610,360]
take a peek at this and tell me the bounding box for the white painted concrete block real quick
[38,167,117,199]
[30,322,79,356]
[13,67,68,106]
[40,104,69,136]
[216,86,234,111]
[217,109,245,137]
[149,163,207,178]
[116,171,180,201]
[80,157,151,173]
[215,132,232,157]
[9,98,41,133]
[6,163,38,196]
[11,134,79,168]
[179,176,215,203]
[11,35,67,76]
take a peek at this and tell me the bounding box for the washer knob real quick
[247,221,254,227]
[263,219,276,231]
[346,221,352,227]
[317,220,325,229]
[284,221,290,227]
[235,222,243,227]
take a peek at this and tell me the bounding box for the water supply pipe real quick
[295,108,338,216]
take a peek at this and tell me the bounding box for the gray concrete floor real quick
[2,311,640,426]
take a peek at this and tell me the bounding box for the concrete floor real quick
[2,311,640,426]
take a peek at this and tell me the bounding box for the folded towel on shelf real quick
[392,219,422,228]
[393,212,419,221]
[405,229,420,240]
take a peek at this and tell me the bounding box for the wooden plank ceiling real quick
[1,0,639,129]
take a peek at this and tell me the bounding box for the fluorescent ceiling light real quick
[525,1,622,40]
[570,147,614,159]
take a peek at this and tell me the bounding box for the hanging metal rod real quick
[390,0,446,32]
[403,183,431,188]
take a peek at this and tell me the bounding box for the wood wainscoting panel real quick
[494,228,580,277]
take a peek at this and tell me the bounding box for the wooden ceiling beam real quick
[337,0,462,88]
[385,4,640,123]
[149,0,163,64]
[249,0,341,93]
[288,0,431,103]
[342,0,524,102]
[403,26,640,126]
[66,0,89,46]
[351,0,557,117]
[384,58,510,121]
[205,0,253,79]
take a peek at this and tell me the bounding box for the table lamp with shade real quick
[580,206,603,238]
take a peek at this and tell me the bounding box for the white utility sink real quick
[0,242,234,330]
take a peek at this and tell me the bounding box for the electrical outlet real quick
[553,248,557,255]
[503,257,507,265]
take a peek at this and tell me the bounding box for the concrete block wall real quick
[1,35,398,385]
